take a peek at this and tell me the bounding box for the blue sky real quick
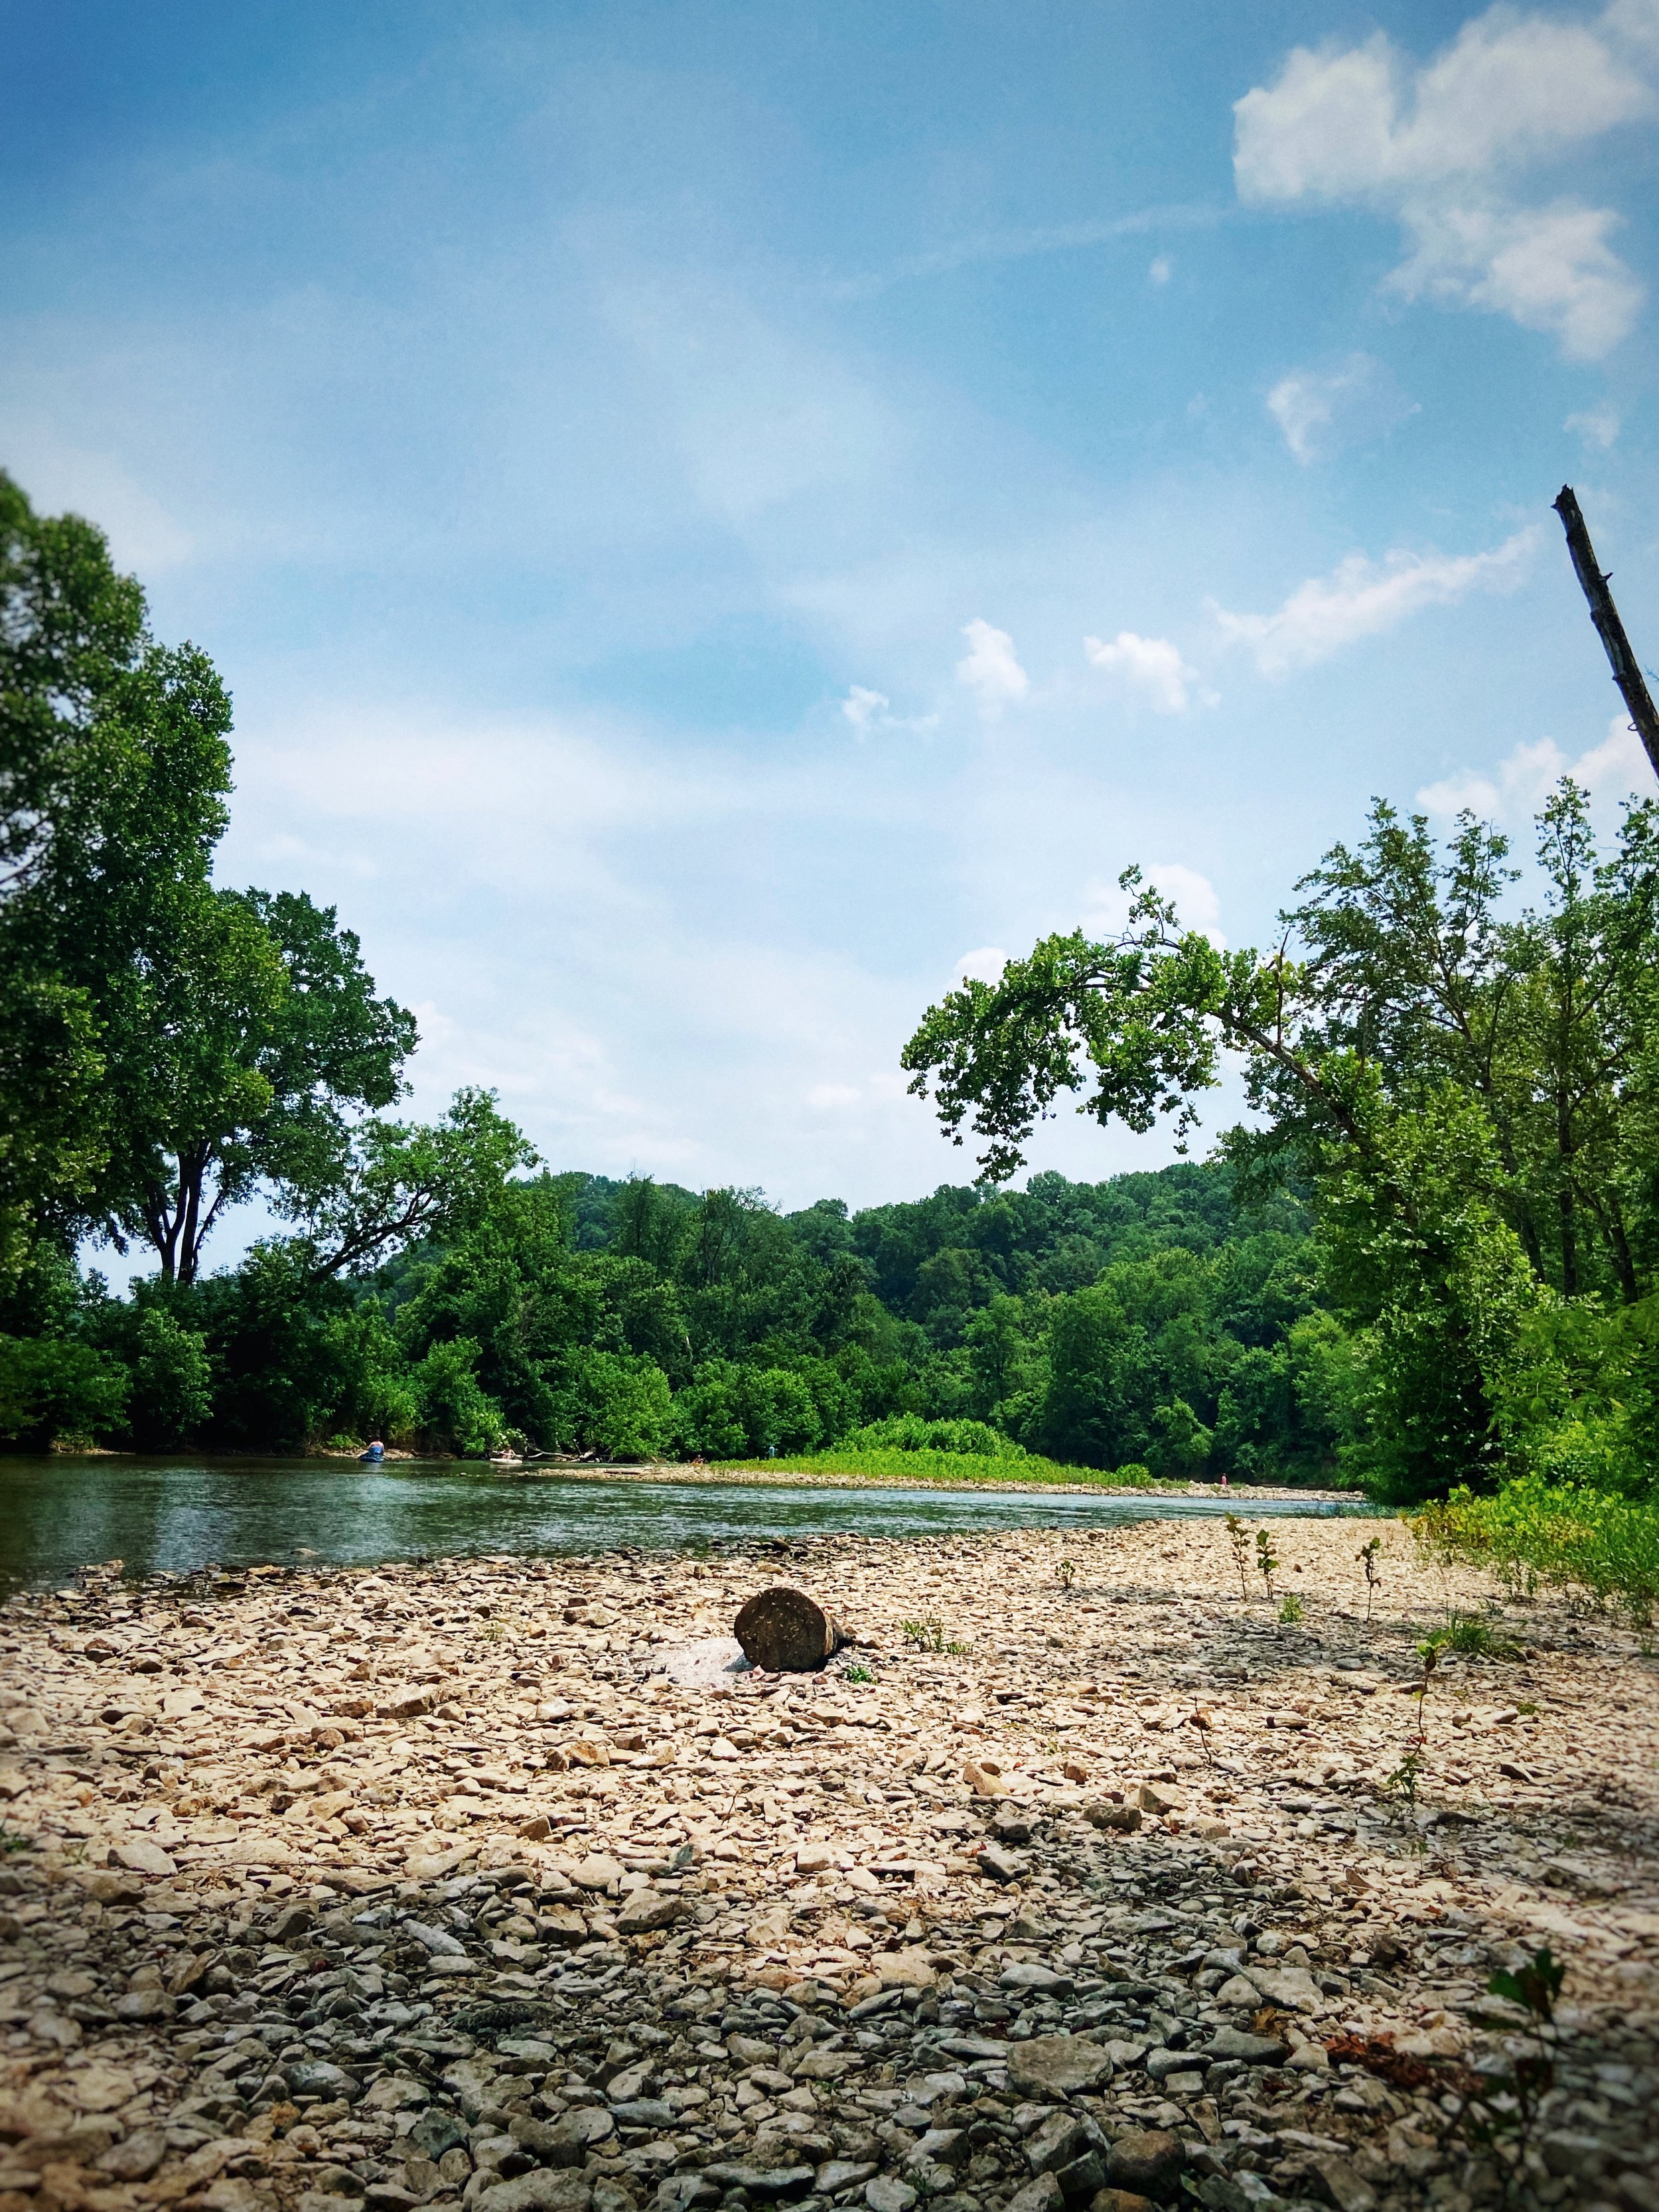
[5,0,1658,1253]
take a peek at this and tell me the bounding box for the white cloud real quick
[807,1082,862,1110]
[1566,402,1621,447]
[956,618,1029,713]
[952,946,1009,987]
[1212,527,1537,676]
[841,684,890,733]
[1388,199,1642,359]
[839,683,938,737]
[1265,352,1416,463]
[1234,4,1654,358]
[1417,713,1651,818]
[1149,254,1173,285]
[1083,629,1204,713]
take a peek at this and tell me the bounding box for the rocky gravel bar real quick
[1,1518,1656,2212]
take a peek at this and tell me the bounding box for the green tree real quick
[901,828,1559,1497]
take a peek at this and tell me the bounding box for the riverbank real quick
[0,1518,1654,2211]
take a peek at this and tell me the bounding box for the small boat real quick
[358,1441,386,1463]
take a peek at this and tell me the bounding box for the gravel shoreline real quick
[1,1518,1655,2212]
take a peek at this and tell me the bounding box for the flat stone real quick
[999,1962,1074,1996]
[113,1839,177,1878]
[703,2167,813,2199]
[1007,2035,1113,2098]
[1204,2028,1289,2067]
[816,2163,877,2195]
[616,1889,682,1933]
[479,2174,595,2212]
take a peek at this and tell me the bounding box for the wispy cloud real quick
[956,618,1029,713]
[1565,402,1621,449]
[1212,527,1538,676]
[839,684,938,738]
[1084,630,1207,713]
[1234,2,1655,357]
[1265,352,1417,464]
[819,203,1220,301]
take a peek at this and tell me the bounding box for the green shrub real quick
[839,1414,1026,1458]
[1413,1474,1659,1625]
[0,1333,127,1449]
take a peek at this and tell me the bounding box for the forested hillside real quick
[0,1152,1352,1482]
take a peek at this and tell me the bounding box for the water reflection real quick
[0,1456,1370,1588]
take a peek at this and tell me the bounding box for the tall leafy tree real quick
[1,475,421,1284]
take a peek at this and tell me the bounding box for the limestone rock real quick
[1006,2034,1112,2098]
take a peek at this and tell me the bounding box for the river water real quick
[0,1457,1370,1589]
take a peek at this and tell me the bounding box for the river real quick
[0,1456,1372,1588]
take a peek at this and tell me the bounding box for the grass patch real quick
[1412,1474,1659,1626]
[710,1447,1177,1489]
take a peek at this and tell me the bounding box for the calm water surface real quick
[0,1457,1370,1588]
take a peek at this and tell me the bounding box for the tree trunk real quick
[1553,486,1659,784]
[733,1586,846,1672]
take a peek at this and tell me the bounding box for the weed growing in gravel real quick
[1226,1514,1252,1600]
[1382,1744,1428,1843]
[1412,1638,1439,1743]
[843,1662,873,1685]
[899,1617,967,1655]
[1433,1611,1522,1660]
[1278,1593,1304,1623]
[1357,1535,1382,1621]
[1255,1527,1278,1601]
[1057,1558,1075,1589]
[1441,1947,1567,2205]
